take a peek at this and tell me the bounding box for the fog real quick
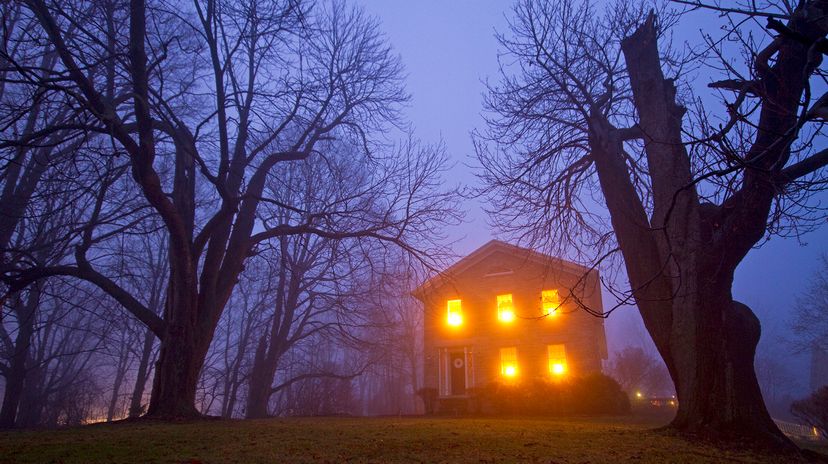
[357,0,828,416]
[1,0,825,436]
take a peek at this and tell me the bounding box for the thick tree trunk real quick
[146,324,205,419]
[15,365,45,427]
[667,294,784,444]
[245,375,272,419]
[245,338,278,419]
[145,277,206,419]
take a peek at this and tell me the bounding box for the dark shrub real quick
[791,386,828,439]
[474,373,629,416]
[569,373,630,415]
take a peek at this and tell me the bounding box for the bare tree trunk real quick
[669,295,773,438]
[147,329,205,418]
[0,288,39,428]
[147,338,203,418]
[106,336,132,422]
[15,364,45,428]
[128,326,155,418]
[146,278,206,418]
[245,337,277,419]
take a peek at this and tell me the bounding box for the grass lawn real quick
[0,415,824,464]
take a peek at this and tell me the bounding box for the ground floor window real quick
[547,344,567,376]
[500,346,518,378]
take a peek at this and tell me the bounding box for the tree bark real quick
[663,252,783,444]
[146,329,204,419]
[145,276,205,419]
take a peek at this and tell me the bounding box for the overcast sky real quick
[357,0,828,390]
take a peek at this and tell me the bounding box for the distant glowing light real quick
[447,299,463,326]
[503,365,517,377]
[636,391,643,399]
[551,363,566,375]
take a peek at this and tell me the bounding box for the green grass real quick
[0,415,822,463]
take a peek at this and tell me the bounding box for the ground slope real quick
[0,416,824,463]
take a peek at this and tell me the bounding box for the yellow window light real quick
[547,344,567,376]
[497,294,515,323]
[542,289,560,316]
[447,299,463,326]
[500,347,518,378]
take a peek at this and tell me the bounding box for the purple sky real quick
[357,0,827,389]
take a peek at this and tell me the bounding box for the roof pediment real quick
[411,240,592,300]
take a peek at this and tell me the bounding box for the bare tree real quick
[0,1,94,427]
[791,254,828,354]
[4,0,459,419]
[354,254,423,416]
[477,0,828,447]
[11,278,115,427]
[607,346,673,398]
[791,253,828,393]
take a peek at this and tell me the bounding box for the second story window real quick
[497,294,515,323]
[542,289,560,316]
[447,299,463,326]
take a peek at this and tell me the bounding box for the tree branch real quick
[4,266,165,337]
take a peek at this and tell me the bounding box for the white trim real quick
[484,270,514,277]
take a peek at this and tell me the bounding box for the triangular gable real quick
[411,240,593,300]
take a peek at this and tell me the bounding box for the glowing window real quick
[497,294,515,323]
[500,347,518,378]
[542,289,560,316]
[547,344,567,376]
[447,299,463,326]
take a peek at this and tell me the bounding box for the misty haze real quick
[1,0,827,463]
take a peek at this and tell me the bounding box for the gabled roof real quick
[411,239,593,300]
